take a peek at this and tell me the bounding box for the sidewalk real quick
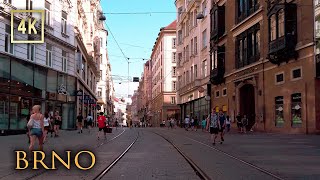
[0,127,125,178]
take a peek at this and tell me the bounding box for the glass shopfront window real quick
[47,70,57,93]
[34,66,47,99]
[9,96,30,130]
[0,56,10,93]
[11,59,33,97]
[275,96,284,127]
[0,94,9,130]
[67,75,76,102]
[291,93,302,127]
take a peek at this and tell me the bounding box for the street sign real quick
[133,77,139,82]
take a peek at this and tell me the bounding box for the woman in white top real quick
[28,105,44,155]
[43,112,50,143]
[226,115,231,132]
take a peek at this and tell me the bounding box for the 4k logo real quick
[11,10,45,43]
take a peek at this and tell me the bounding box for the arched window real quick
[270,14,277,41]
[278,9,285,37]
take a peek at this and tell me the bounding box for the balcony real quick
[267,2,297,65]
[210,5,225,42]
[317,54,320,78]
[210,67,225,85]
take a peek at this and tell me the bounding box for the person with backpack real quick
[208,110,219,145]
[87,113,93,133]
[97,112,107,140]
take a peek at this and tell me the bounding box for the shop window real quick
[0,56,10,93]
[275,96,284,127]
[11,60,34,97]
[291,68,302,80]
[34,66,47,98]
[47,70,57,94]
[275,72,284,84]
[0,94,9,130]
[291,93,302,127]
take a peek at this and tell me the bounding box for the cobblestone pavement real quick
[153,127,320,180]
[1,127,320,180]
[102,130,199,180]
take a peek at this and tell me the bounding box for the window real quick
[190,66,193,81]
[45,1,51,25]
[61,11,67,34]
[202,60,207,77]
[237,0,259,23]
[172,52,176,62]
[62,50,67,72]
[27,44,35,61]
[291,93,302,127]
[212,49,218,70]
[172,67,176,77]
[194,37,197,54]
[172,38,176,48]
[275,96,285,127]
[278,9,285,37]
[236,24,260,69]
[46,44,52,67]
[178,30,182,45]
[4,24,14,54]
[98,88,102,97]
[178,7,183,21]
[186,70,189,83]
[100,70,102,80]
[194,9,197,26]
[222,88,227,96]
[172,81,176,91]
[292,68,302,80]
[4,0,12,4]
[275,72,284,84]
[270,14,276,41]
[171,96,176,104]
[202,1,207,17]
[202,29,207,48]
[215,90,220,98]
[191,39,194,55]
[26,0,33,11]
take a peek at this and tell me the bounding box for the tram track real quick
[0,129,126,180]
[153,132,211,180]
[161,129,285,180]
[93,131,140,180]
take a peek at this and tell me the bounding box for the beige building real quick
[150,21,180,126]
[175,0,212,123]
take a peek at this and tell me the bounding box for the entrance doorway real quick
[239,84,255,130]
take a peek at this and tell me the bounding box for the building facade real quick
[0,0,108,135]
[209,0,319,133]
[175,0,212,124]
[150,20,180,126]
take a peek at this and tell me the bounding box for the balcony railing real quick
[210,67,225,85]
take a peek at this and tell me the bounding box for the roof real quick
[163,20,177,30]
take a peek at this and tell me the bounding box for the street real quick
[0,127,319,180]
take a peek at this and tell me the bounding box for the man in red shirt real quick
[97,112,106,140]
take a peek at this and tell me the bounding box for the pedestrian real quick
[77,112,83,134]
[84,113,88,129]
[190,117,195,131]
[208,110,219,145]
[97,112,107,140]
[27,105,44,161]
[201,115,207,132]
[236,113,243,133]
[54,111,61,137]
[43,112,50,143]
[218,111,226,144]
[48,113,55,137]
[194,116,198,131]
[226,115,231,132]
[184,115,190,131]
[115,120,119,130]
[169,118,174,129]
[242,115,248,133]
[87,113,93,133]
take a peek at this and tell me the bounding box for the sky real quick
[101,0,176,98]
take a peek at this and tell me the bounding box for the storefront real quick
[179,97,210,124]
[0,55,77,135]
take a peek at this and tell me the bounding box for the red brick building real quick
[209,0,319,134]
